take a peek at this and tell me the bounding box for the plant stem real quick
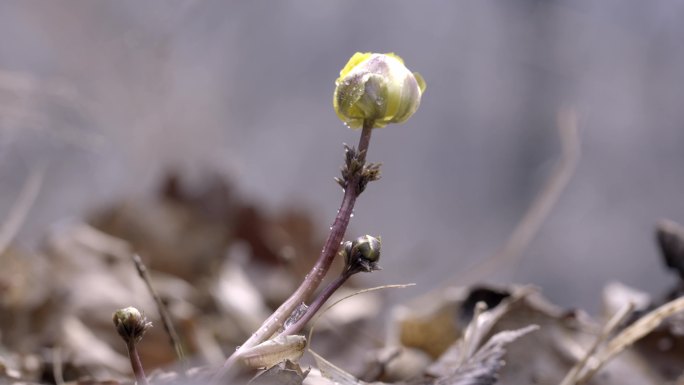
[278,269,355,337]
[212,119,375,381]
[127,341,149,385]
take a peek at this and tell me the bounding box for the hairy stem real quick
[127,341,149,385]
[212,120,374,381]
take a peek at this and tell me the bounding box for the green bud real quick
[113,306,152,344]
[334,52,426,129]
[345,235,382,273]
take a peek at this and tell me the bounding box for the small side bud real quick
[344,235,382,273]
[113,307,152,344]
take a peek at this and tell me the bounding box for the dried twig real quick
[132,254,185,362]
[575,296,684,384]
[559,302,634,385]
[0,166,44,256]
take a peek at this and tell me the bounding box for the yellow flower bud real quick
[333,52,426,129]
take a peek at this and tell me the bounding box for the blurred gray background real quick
[1,1,684,313]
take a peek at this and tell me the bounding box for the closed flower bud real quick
[113,307,152,344]
[334,52,426,129]
[345,235,382,273]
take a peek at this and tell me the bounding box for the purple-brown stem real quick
[278,269,355,337]
[212,120,374,382]
[127,341,149,385]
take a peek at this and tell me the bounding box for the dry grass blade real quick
[0,166,44,256]
[307,283,416,345]
[453,107,580,285]
[559,302,634,385]
[307,284,415,385]
[310,349,366,385]
[576,296,684,384]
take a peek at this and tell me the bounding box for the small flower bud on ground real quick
[113,306,152,344]
[334,52,426,129]
[113,307,152,385]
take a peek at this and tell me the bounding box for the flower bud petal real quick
[345,235,382,273]
[113,306,152,344]
[334,52,425,129]
[351,234,381,263]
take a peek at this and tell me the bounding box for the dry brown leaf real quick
[434,325,538,385]
[427,288,532,377]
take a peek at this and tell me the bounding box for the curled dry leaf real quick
[435,325,539,385]
[385,284,664,385]
[311,325,538,385]
[426,288,533,377]
[386,286,531,380]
